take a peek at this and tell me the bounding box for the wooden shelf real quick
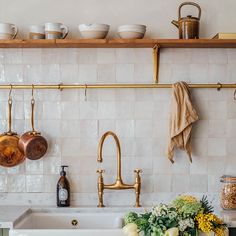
[0,39,236,48]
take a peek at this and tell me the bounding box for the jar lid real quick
[221,175,236,183]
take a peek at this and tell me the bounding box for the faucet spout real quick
[97,131,122,181]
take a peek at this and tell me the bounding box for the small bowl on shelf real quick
[117,24,146,39]
[78,24,110,39]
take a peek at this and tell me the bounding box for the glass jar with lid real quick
[220,175,236,210]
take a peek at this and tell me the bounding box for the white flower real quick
[123,223,139,236]
[168,211,178,220]
[152,204,169,217]
[178,218,195,232]
[164,227,179,236]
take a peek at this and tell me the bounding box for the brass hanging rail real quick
[0,83,235,89]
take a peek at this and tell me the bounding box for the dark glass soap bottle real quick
[57,165,70,207]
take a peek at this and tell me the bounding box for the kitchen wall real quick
[0,0,235,206]
[0,47,234,206]
[0,0,236,38]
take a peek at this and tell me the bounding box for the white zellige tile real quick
[116,120,135,138]
[78,48,97,64]
[26,175,44,192]
[61,120,80,138]
[79,64,97,83]
[97,49,115,64]
[116,64,134,82]
[208,49,228,64]
[60,64,78,83]
[22,49,42,64]
[7,175,26,192]
[0,175,7,192]
[80,120,98,138]
[116,48,135,63]
[208,138,226,156]
[97,64,115,82]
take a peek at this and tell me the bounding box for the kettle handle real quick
[179,2,201,20]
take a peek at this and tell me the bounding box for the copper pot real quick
[0,90,25,167]
[18,89,48,160]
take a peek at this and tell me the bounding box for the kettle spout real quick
[171,20,179,28]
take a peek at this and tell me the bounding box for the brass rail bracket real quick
[153,44,160,84]
[217,82,222,91]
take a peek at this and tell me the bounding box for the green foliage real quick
[200,195,214,214]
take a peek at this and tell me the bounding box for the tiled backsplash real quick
[0,48,235,206]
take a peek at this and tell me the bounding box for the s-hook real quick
[234,85,236,101]
[84,84,88,101]
[8,84,13,101]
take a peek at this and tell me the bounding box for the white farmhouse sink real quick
[9,208,142,236]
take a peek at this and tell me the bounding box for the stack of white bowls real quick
[78,24,110,39]
[117,24,146,39]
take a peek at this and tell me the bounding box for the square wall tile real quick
[208,138,226,156]
[116,64,134,82]
[0,175,7,192]
[189,175,208,192]
[79,64,97,83]
[78,49,97,64]
[7,175,25,192]
[97,64,115,82]
[116,49,135,63]
[97,49,115,64]
[171,175,190,192]
[26,175,44,192]
[116,120,134,138]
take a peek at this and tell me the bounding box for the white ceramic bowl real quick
[117,24,146,39]
[118,24,146,32]
[78,24,110,39]
[118,31,145,39]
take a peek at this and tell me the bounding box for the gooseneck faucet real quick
[97,131,142,207]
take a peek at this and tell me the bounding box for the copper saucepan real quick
[18,87,48,160]
[0,87,25,167]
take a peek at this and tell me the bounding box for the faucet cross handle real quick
[134,169,142,174]
[97,169,105,175]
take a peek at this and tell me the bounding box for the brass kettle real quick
[172,2,201,39]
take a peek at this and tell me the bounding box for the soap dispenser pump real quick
[57,165,70,207]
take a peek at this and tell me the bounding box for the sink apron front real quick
[10,229,125,236]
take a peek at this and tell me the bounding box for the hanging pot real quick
[18,87,48,160]
[0,87,25,167]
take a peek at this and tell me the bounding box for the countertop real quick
[0,205,236,229]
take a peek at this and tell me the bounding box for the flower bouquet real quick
[123,195,226,236]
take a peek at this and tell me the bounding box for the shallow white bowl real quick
[118,24,146,33]
[78,24,110,39]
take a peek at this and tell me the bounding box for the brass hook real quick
[31,84,35,100]
[8,84,13,100]
[84,84,87,101]
[217,82,222,91]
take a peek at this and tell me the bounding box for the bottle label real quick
[59,188,68,201]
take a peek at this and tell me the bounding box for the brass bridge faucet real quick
[96,131,142,207]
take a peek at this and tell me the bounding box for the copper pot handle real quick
[31,97,35,132]
[7,85,13,134]
[30,85,37,134]
[178,2,201,20]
